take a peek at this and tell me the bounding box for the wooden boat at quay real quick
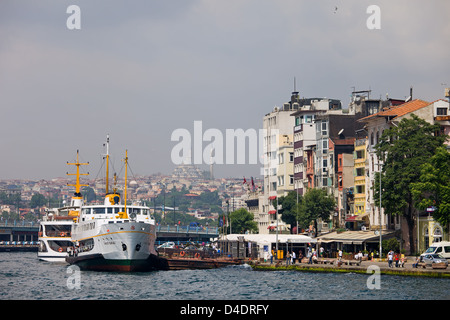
[156,248,242,270]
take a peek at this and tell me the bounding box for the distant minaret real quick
[209,149,214,180]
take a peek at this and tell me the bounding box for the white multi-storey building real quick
[258,101,299,234]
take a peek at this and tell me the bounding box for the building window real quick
[437,108,448,116]
[356,185,365,194]
[289,152,294,162]
[289,175,294,185]
[322,122,327,136]
[322,139,328,150]
[279,153,284,164]
[356,167,364,176]
[356,150,365,159]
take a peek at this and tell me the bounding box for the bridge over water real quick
[0,221,219,245]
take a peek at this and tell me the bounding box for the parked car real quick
[422,241,450,259]
[157,242,175,249]
[421,254,448,267]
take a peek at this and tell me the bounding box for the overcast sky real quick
[1,0,449,180]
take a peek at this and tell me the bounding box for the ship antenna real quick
[67,150,89,196]
[104,134,110,194]
[123,150,129,219]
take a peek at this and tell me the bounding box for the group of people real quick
[268,247,378,265]
[269,246,327,265]
[386,250,405,268]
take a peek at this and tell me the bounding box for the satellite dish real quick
[338,129,344,136]
[405,96,411,102]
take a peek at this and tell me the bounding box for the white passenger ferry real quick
[38,152,87,262]
[66,147,158,272]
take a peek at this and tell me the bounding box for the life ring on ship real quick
[58,247,63,253]
[60,232,65,237]
[180,251,186,257]
[194,253,200,259]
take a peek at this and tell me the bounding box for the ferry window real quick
[82,208,91,215]
[107,208,113,214]
[93,208,105,214]
[131,208,140,215]
[143,209,149,215]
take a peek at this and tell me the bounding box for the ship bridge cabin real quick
[78,193,154,223]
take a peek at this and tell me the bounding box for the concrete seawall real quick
[247,258,450,278]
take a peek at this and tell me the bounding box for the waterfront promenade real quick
[249,257,450,278]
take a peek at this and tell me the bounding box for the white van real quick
[422,241,450,259]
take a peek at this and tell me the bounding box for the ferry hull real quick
[38,255,68,263]
[68,221,160,272]
[66,253,166,272]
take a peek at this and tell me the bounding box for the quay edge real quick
[247,261,450,279]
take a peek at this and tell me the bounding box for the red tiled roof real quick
[358,99,430,122]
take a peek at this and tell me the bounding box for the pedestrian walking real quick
[412,256,420,268]
[387,250,393,267]
[291,251,296,264]
[270,250,273,265]
[286,251,290,266]
[394,252,399,267]
[338,249,343,261]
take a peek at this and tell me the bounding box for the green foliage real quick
[30,193,46,208]
[82,186,97,203]
[0,192,21,205]
[152,188,222,226]
[375,114,446,253]
[411,146,450,231]
[382,238,400,254]
[375,115,446,216]
[272,191,302,229]
[297,188,336,233]
[230,208,258,234]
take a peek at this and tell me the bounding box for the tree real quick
[229,208,258,234]
[297,188,336,236]
[375,114,447,254]
[30,193,46,208]
[271,191,302,233]
[411,146,450,232]
[82,186,97,203]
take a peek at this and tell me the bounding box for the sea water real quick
[0,252,448,300]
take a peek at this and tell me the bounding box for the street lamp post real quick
[378,162,382,260]
[269,195,278,258]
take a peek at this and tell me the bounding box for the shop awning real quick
[317,230,397,245]
[345,213,369,222]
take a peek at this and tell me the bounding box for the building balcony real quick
[354,176,365,183]
[435,115,450,121]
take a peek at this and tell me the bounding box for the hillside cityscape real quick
[1,86,449,257]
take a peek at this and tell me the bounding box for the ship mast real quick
[67,150,89,206]
[123,149,128,219]
[105,134,110,194]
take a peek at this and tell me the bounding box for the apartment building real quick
[258,97,300,234]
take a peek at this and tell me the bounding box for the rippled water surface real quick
[1,252,449,300]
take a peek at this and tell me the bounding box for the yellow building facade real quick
[353,138,367,219]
